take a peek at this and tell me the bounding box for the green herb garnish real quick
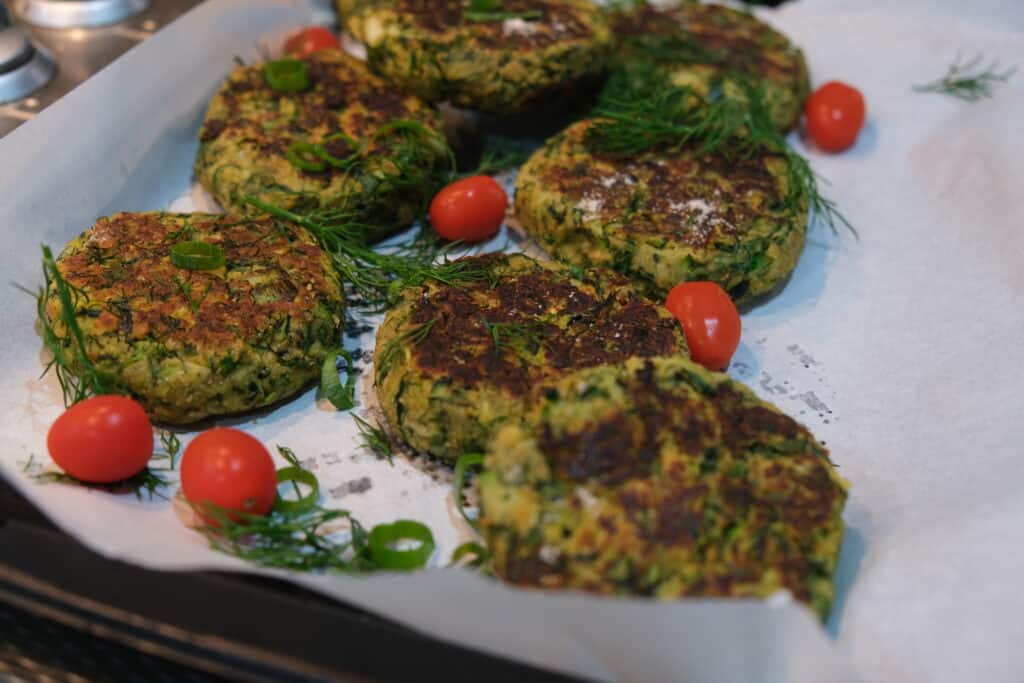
[264,58,309,93]
[321,349,357,411]
[170,241,225,271]
[286,140,327,172]
[913,53,1016,102]
[354,415,394,465]
[585,62,854,235]
[198,446,435,572]
[450,541,490,569]
[463,0,542,22]
[36,245,114,405]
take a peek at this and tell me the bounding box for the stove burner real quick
[10,0,152,30]
[0,26,56,104]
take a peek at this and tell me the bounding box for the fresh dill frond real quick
[36,245,116,406]
[33,467,170,501]
[153,431,182,469]
[354,414,394,465]
[377,316,439,375]
[913,53,1016,102]
[461,136,535,178]
[585,63,855,236]
[481,319,546,356]
[245,197,492,311]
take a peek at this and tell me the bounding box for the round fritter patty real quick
[195,49,448,241]
[478,355,848,619]
[612,2,809,132]
[373,253,688,462]
[341,0,613,113]
[515,119,808,304]
[45,212,344,424]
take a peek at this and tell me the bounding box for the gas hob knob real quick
[0,26,56,104]
[10,0,152,30]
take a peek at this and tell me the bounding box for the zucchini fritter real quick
[45,212,344,424]
[195,49,448,241]
[479,355,848,619]
[341,0,613,113]
[373,253,687,462]
[515,119,808,303]
[612,2,810,132]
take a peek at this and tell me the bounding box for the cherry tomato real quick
[283,27,340,58]
[429,175,508,242]
[180,428,277,520]
[804,81,866,153]
[664,282,742,372]
[47,396,154,483]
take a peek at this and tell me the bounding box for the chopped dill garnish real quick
[913,53,1016,102]
[463,0,541,22]
[153,431,182,469]
[245,197,493,312]
[585,62,855,236]
[481,319,546,356]
[354,414,394,465]
[33,468,170,501]
[197,446,434,571]
[376,316,439,375]
[36,245,117,405]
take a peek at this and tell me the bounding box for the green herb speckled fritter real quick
[341,0,613,113]
[374,253,688,462]
[195,49,449,241]
[478,355,848,619]
[611,2,809,132]
[514,119,808,303]
[44,212,344,424]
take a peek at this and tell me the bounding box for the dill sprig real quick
[913,53,1016,102]
[461,136,535,178]
[36,245,117,405]
[354,415,394,465]
[463,0,541,22]
[481,319,546,356]
[377,316,439,375]
[245,197,492,311]
[33,468,170,501]
[585,63,854,235]
[198,447,434,572]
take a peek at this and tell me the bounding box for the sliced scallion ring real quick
[452,452,485,528]
[367,520,435,570]
[286,141,326,172]
[275,466,320,513]
[315,132,361,168]
[450,541,489,568]
[170,241,225,271]
[264,58,309,93]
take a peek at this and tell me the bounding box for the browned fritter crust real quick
[374,253,688,461]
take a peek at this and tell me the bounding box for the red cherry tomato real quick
[283,27,340,58]
[665,282,742,372]
[180,428,277,521]
[47,396,154,483]
[804,81,866,153]
[429,175,508,242]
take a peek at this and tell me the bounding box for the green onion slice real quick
[315,132,361,168]
[367,520,435,570]
[275,466,320,513]
[286,141,326,172]
[321,349,356,411]
[452,452,485,529]
[450,541,489,568]
[170,241,225,271]
[264,58,309,93]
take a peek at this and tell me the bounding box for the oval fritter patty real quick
[478,355,847,619]
[612,2,809,132]
[373,253,688,462]
[515,119,808,303]
[341,0,613,113]
[45,212,344,424]
[195,49,448,241]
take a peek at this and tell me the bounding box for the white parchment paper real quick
[1,0,1022,680]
